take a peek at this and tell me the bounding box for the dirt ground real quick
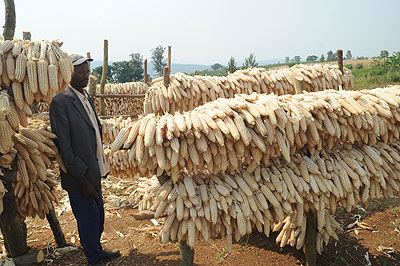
[6,175,400,266]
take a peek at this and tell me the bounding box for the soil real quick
[5,175,400,266]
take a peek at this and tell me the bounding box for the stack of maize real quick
[144,64,354,115]
[108,86,400,179]
[94,82,148,117]
[101,116,138,144]
[136,140,400,253]
[0,37,72,106]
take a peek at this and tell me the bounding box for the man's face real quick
[70,62,90,89]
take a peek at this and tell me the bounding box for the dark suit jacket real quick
[49,86,104,194]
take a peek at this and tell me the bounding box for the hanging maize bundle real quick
[144,64,354,115]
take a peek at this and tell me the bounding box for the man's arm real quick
[49,97,88,181]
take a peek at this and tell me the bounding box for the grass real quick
[216,249,228,263]
[329,254,351,266]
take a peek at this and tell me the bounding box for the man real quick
[49,54,120,266]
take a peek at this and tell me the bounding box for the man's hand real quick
[79,176,99,200]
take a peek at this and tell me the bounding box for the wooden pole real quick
[86,52,92,73]
[163,66,170,87]
[46,208,67,248]
[100,39,108,116]
[157,171,194,266]
[22,31,31,41]
[305,211,317,266]
[0,159,29,258]
[168,46,171,69]
[337,49,343,74]
[3,0,16,40]
[144,58,148,84]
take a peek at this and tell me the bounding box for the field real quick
[15,175,399,266]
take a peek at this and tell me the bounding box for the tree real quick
[319,54,325,62]
[243,53,258,68]
[92,65,112,83]
[285,57,290,63]
[294,56,301,63]
[346,50,353,60]
[380,50,389,58]
[211,63,224,71]
[306,55,318,62]
[227,57,237,73]
[326,50,337,61]
[128,53,144,81]
[150,45,167,77]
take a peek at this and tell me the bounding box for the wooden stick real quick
[163,66,170,87]
[305,211,317,266]
[156,171,194,266]
[22,30,31,41]
[0,159,29,258]
[337,49,343,75]
[93,94,145,98]
[45,206,67,248]
[3,0,16,40]
[100,39,108,116]
[168,46,172,69]
[11,249,44,265]
[144,58,148,84]
[86,52,92,73]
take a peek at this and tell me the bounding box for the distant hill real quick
[90,59,282,78]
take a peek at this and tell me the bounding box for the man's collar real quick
[70,85,88,98]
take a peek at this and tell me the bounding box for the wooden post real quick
[45,208,67,248]
[3,0,16,40]
[179,241,194,266]
[0,159,29,258]
[22,30,31,41]
[157,171,194,266]
[100,39,108,116]
[144,58,148,84]
[88,75,98,97]
[168,46,172,69]
[305,211,317,266]
[337,49,343,74]
[163,66,170,87]
[86,52,92,73]
[294,78,305,94]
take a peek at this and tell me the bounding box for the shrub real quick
[356,63,364,69]
[345,64,353,70]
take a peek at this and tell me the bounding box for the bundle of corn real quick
[12,126,65,220]
[101,116,138,144]
[133,175,160,207]
[94,82,148,116]
[144,64,353,115]
[109,86,400,179]
[0,37,72,106]
[137,140,400,253]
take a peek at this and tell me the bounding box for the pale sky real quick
[2,0,399,65]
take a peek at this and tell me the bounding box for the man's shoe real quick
[89,260,105,266]
[102,249,121,262]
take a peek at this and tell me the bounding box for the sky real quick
[1,0,399,65]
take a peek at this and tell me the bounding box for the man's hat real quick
[69,54,93,66]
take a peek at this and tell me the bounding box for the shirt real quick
[70,85,109,177]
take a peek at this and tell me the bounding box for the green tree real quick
[306,55,318,62]
[380,50,389,58]
[92,65,112,83]
[326,50,337,61]
[128,53,144,81]
[285,56,290,63]
[319,54,325,62]
[227,57,237,73]
[243,53,258,68]
[294,56,301,63]
[150,45,167,77]
[345,50,353,60]
[211,63,224,71]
